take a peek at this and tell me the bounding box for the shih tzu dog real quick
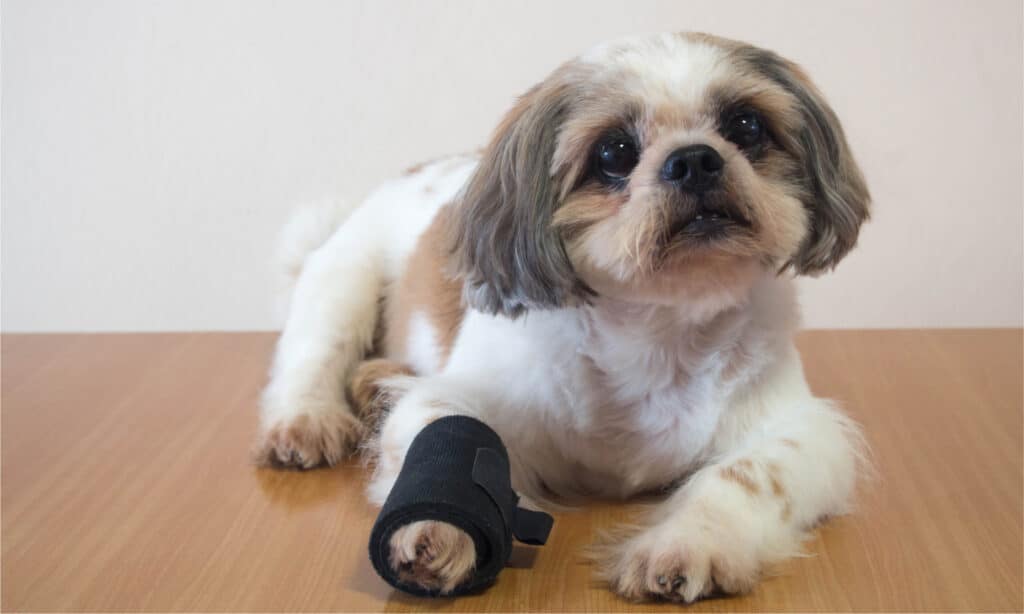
[255,32,870,602]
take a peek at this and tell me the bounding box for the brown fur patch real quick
[552,186,628,239]
[720,460,759,496]
[766,462,786,497]
[765,461,794,521]
[781,438,801,450]
[403,161,428,176]
[402,156,444,176]
[385,206,465,369]
[346,358,413,425]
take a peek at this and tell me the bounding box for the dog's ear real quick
[739,48,871,274]
[447,74,592,317]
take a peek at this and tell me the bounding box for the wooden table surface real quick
[2,330,1021,612]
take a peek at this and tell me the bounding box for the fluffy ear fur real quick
[736,46,871,273]
[447,74,593,317]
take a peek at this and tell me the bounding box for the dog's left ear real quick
[447,72,592,317]
[741,48,871,274]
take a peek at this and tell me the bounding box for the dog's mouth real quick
[668,207,751,241]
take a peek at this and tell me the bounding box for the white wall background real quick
[2,0,1022,332]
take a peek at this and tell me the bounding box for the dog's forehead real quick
[580,34,730,110]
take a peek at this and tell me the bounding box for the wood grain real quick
[2,330,1021,611]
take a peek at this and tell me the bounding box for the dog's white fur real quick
[258,33,868,602]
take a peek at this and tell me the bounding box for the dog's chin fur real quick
[570,253,764,324]
[258,32,870,602]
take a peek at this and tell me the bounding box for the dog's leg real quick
[347,358,414,427]
[600,397,864,603]
[367,378,485,594]
[254,213,384,469]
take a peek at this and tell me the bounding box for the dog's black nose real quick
[661,145,724,192]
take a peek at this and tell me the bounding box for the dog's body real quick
[256,33,869,602]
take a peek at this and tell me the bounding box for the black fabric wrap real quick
[368,415,554,597]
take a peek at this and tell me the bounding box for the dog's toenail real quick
[656,575,668,587]
[672,575,686,589]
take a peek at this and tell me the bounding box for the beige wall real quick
[3,0,1021,331]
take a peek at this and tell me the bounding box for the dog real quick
[255,32,870,602]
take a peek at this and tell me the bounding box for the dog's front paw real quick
[388,520,476,594]
[600,516,761,603]
[253,406,363,469]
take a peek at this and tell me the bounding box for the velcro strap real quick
[472,448,553,546]
[512,507,554,545]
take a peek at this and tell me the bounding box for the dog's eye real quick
[594,136,639,183]
[724,111,764,149]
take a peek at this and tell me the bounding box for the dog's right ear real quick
[447,74,593,318]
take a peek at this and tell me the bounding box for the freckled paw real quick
[601,529,760,603]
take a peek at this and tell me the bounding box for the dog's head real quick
[449,33,870,316]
